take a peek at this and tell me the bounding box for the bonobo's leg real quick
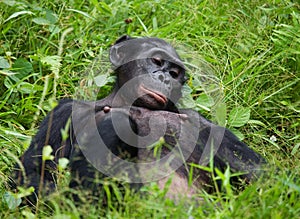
[9,100,114,201]
[171,109,266,183]
[197,113,266,185]
[193,111,267,182]
[175,109,266,179]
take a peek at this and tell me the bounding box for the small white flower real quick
[270,135,277,142]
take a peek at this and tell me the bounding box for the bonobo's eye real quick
[151,57,163,66]
[169,68,180,78]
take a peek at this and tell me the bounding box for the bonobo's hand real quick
[128,106,188,137]
[113,107,200,166]
[101,106,200,152]
[99,106,185,138]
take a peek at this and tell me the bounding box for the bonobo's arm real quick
[10,98,113,194]
[128,107,266,183]
[68,106,140,193]
[10,99,74,193]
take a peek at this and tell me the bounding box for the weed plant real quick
[0,0,299,218]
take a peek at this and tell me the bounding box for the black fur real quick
[10,36,266,204]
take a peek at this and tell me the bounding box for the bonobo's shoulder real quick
[56,99,96,108]
[55,99,114,114]
[58,98,73,104]
[52,99,74,112]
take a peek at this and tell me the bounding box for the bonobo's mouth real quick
[139,84,167,105]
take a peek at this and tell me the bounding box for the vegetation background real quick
[0,0,299,218]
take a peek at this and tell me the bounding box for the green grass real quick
[0,0,299,218]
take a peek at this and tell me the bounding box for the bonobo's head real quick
[110,35,187,110]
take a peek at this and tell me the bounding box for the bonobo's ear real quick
[110,35,134,67]
[114,35,133,45]
[110,36,185,70]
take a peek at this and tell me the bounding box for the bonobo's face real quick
[110,36,186,110]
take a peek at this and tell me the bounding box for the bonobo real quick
[10,35,266,203]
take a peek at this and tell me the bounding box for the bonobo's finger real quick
[178,113,189,121]
[109,107,131,116]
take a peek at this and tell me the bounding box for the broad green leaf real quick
[178,94,196,108]
[191,75,202,88]
[228,107,250,128]
[94,74,109,87]
[17,82,43,94]
[181,84,193,95]
[3,186,35,209]
[12,58,33,79]
[45,10,58,24]
[215,102,227,126]
[17,82,35,94]
[3,191,22,210]
[196,93,215,111]
[42,145,54,161]
[0,56,10,68]
[32,17,52,25]
[4,76,13,89]
[178,85,196,108]
[58,158,70,171]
